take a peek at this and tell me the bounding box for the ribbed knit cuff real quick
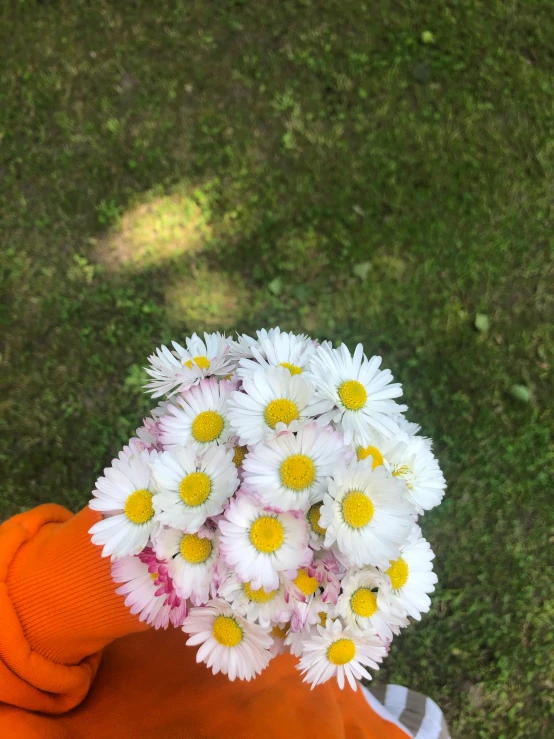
[6,505,149,666]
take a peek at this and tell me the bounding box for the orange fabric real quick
[0,505,409,738]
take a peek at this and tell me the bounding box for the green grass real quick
[1,1,553,736]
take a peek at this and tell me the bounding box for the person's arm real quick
[0,504,148,713]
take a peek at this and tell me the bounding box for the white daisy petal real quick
[378,525,438,620]
[144,344,184,398]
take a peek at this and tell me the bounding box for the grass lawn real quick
[1,1,553,736]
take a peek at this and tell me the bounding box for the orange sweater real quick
[0,505,409,738]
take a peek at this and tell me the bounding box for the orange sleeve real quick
[0,505,149,714]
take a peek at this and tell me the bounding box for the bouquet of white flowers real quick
[89,329,445,689]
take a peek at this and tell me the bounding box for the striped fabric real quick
[362,684,451,739]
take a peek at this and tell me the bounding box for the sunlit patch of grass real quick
[96,187,212,270]
[164,263,250,331]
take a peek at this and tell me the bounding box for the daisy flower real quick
[154,525,218,606]
[319,460,415,569]
[378,525,438,621]
[89,448,162,559]
[297,618,386,690]
[144,333,235,398]
[242,423,347,513]
[236,328,316,379]
[152,444,239,532]
[183,599,273,680]
[219,493,312,591]
[334,567,408,641]
[111,554,187,629]
[229,328,297,362]
[306,342,407,444]
[382,436,446,514]
[159,378,234,450]
[355,427,445,514]
[227,366,333,446]
[172,332,236,380]
[217,571,291,628]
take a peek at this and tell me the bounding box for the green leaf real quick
[268,277,283,296]
[474,313,490,332]
[509,384,531,403]
[421,30,435,44]
[353,261,371,280]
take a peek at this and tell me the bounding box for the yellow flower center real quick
[124,489,154,524]
[243,582,278,604]
[341,491,374,528]
[280,454,316,491]
[212,615,243,647]
[338,380,367,411]
[150,571,159,581]
[293,568,319,596]
[264,398,299,429]
[179,533,213,564]
[356,445,384,468]
[319,611,328,627]
[249,516,285,553]
[184,355,210,370]
[307,502,326,536]
[327,638,356,665]
[386,557,410,590]
[179,472,212,507]
[191,410,224,443]
[271,624,289,638]
[232,445,248,468]
[392,464,413,488]
[279,361,303,376]
[351,588,378,618]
